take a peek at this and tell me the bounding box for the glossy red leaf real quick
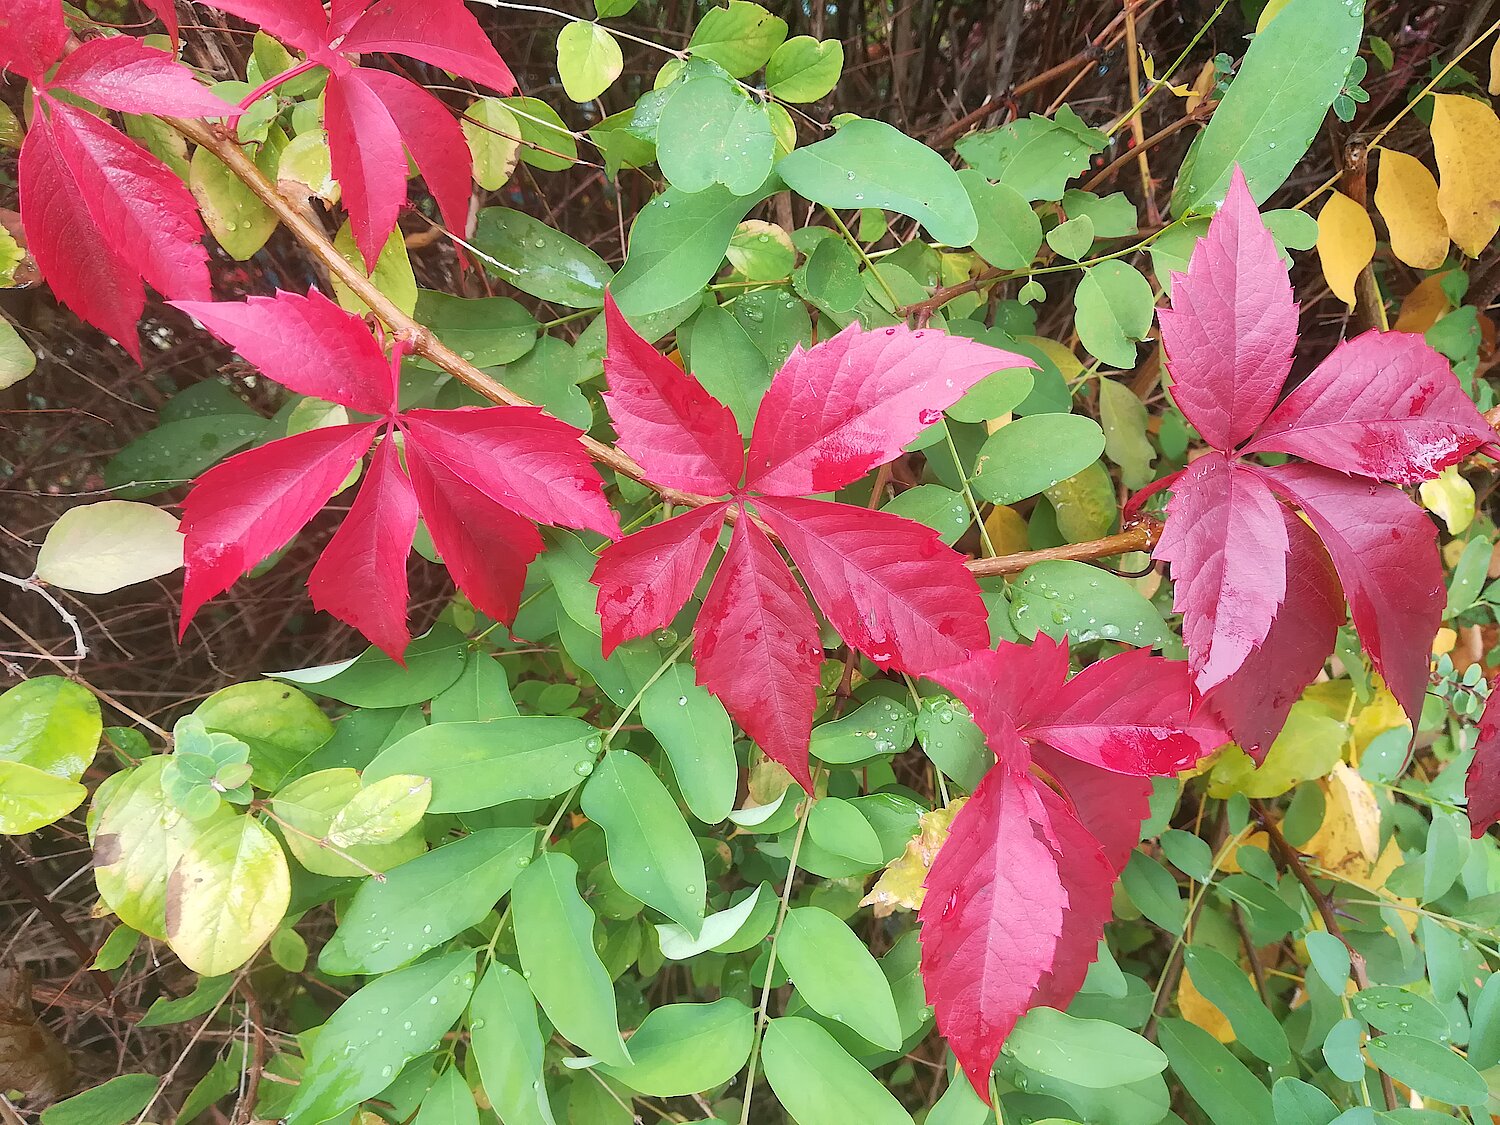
[307,433,417,659]
[324,70,408,271]
[336,0,519,93]
[51,38,230,117]
[0,0,67,80]
[745,324,1032,495]
[1465,693,1500,838]
[1257,462,1442,731]
[1154,451,1288,694]
[602,293,745,495]
[694,518,823,792]
[179,423,380,632]
[1243,330,1498,483]
[756,496,988,673]
[359,69,476,244]
[1157,166,1296,451]
[192,0,326,49]
[171,290,396,415]
[594,503,729,656]
[141,0,180,40]
[1029,744,1150,876]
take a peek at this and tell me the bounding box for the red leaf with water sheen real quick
[307,433,417,660]
[1158,167,1296,451]
[756,496,988,673]
[1243,330,1498,483]
[179,423,380,631]
[171,290,395,414]
[746,324,1032,495]
[0,0,67,80]
[1465,694,1500,838]
[1198,508,1344,760]
[51,38,230,117]
[1029,744,1150,876]
[1155,451,1288,694]
[1256,462,1442,730]
[141,0,180,40]
[324,70,408,271]
[602,293,745,495]
[594,503,729,656]
[192,0,326,49]
[694,518,823,791]
[359,69,476,244]
[336,0,519,92]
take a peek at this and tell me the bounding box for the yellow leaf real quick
[1374,150,1449,270]
[1316,191,1375,308]
[1301,762,1381,882]
[860,799,965,916]
[1433,627,1457,656]
[1178,967,1235,1043]
[1350,682,1411,755]
[1220,830,1269,874]
[1207,700,1347,799]
[1431,93,1500,257]
[983,504,1030,555]
[1419,464,1476,534]
[1393,273,1454,333]
[1140,50,1190,97]
[1019,335,1085,383]
[1256,0,1294,31]
[1186,60,1217,115]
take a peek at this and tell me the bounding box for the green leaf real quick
[1160,829,1213,882]
[1074,262,1155,368]
[164,815,290,975]
[778,907,903,1049]
[557,22,622,102]
[470,963,556,1125]
[1321,1017,1366,1083]
[955,106,1108,202]
[778,119,978,246]
[598,998,754,1095]
[138,974,234,1028]
[0,315,35,389]
[1061,189,1138,237]
[1304,930,1351,993]
[810,697,916,765]
[366,717,602,812]
[190,146,276,260]
[270,769,424,878]
[807,797,884,866]
[1121,851,1185,934]
[1043,460,1116,542]
[657,77,775,195]
[471,208,614,308]
[1171,0,1365,213]
[414,291,537,368]
[327,774,431,847]
[972,414,1107,504]
[687,302,770,434]
[269,626,467,707]
[0,676,101,780]
[881,485,971,545]
[1270,1077,1340,1125]
[656,883,771,958]
[1365,1034,1488,1106]
[331,222,417,316]
[41,1075,158,1125]
[193,680,333,790]
[321,827,536,975]
[915,696,989,790]
[727,220,796,280]
[589,110,657,178]
[581,749,707,933]
[795,236,863,312]
[1046,215,1095,260]
[687,1,788,77]
[1004,1008,1167,1087]
[512,852,631,1066]
[959,171,1042,269]
[462,98,521,189]
[0,760,86,834]
[91,924,141,971]
[1182,946,1290,1066]
[415,1068,480,1125]
[1157,1018,1273,1125]
[283,950,477,1125]
[502,96,579,171]
[1350,987,1449,1039]
[104,409,267,499]
[1467,970,1500,1070]
[431,652,519,722]
[766,36,844,101]
[761,1017,916,1125]
[1098,377,1155,488]
[639,665,738,824]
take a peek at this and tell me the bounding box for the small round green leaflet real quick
[971,414,1107,504]
[777,906,903,1050]
[1270,1077,1340,1125]
[1046,215,1095,261]
[656,78,775,196]
[0,760,87,834]
[556,21,622,103]
[1003,1009,1167,1087]
[807,796,883,865]
[0,315,35,388]
[470,208,614,308]
[727,220,796,280]
[880,484,971,544]
[686,0,788,77]
[469,963,555,1125]
[1073,261,1155,369]
[1321,1016,1367,1082]
[597,999,754,1095]
[766,35,844,102]
[164,814,290,976]
[1304,930,1351,992]
[1350,986,1448,1039]
[760,1017,915,1125]
[0,675,101,780]
[1366,1033,1489,1106]
[810,696,916,764]
[1097,377,1155,489]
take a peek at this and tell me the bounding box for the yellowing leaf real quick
[1491,36,1500,96]
[1419,465,1476,535]
[1219,830,1270,875]
[1207,700,1347,798]
[1394,273,1453,333]
[1316,191,1375,308]
[1186,60,1217,116]
[1020,335,1085,383]
[1178,966,1234,1043]
[1374,150,1449,270]
[1301,762,1380,881]
[1431,93,1500,257]
[1349,682,1410,755]
[327,774,431,847]
[166,815,290,975]
[1140,50,1190,97]
[34,501,184,594]
[0,760,86,835]
[859,799,965,916]
[1256,0,1294,31]
[984,504,1030,555]
[1433,627,1457,656]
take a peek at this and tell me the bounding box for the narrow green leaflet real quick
[415,1068,480,1125]
[598,998,753,1095]
[777,119,978,247]
[330,223,416,316]
[1270,1077,1340,1125]
[1121,851,1186,935]
[1074,262,1155,368]
[915,696,989,790]
[1304,930,1351,993]
[557,21,622,102]
[766,36,844,102]
[470,963,556,1125]
[1365,1034,1488,1106]
[1157,1018,1273,1125]
[760,1017,916,1125]
[0,676,101,780]
[1182,947,1290,1066]
[91,924,141,971]
[283,950,477,1125]
[581,749,706,933]
[431,652,519,722]
[656,883,770,959]
[0,761,87,834]
[657,77,775,195]
[164,815,290,976]
[1004,1009,1167,1087]
[880,485,971,545]
[326,774,431,847]
[687,301,771,434]
[639,665,738,824]
[365,717,602,812]
[471,208,614,309]
[810,697,916,764]
[511,852,631,1066]
[502,96,579,171]
[40,1074,158,1125]
[269,626,467,708]
[955,106,1108,202]
[686,0,788,77]
[777,907,903,1049]
[959,171,1043,269]
[138,973,234,1028]
[972,415,1107,504]
[1097,377,1155,488]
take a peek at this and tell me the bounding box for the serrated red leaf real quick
[745,323,1032,495]
[336,0,519,93]
[141,0,180,41]
[1243,330,1498,483]
[171,290,396,415]
[694,518,823,792]
[594,503,729,656]
[306,433,418,659]
[1158,167,1295,450]
[192,0,326,48]
[755,495,988,673]
[1256,462,1442,730]
[179,422,380,632]
[1029,744,1150,876]
[324,70,408,272]
[1465,693,1500,838]
[602,293,745,495]
[0,0,67,80]
[51,38,230,117]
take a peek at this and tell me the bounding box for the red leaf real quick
[179,423,380,632]
[324,70,408,272]
[193,0,326,49]
[1154,451,1288,694]
[1465,693,1500,838]
[50,38,230,117]
[1198,507,1344,760]
[745,323,1032,495]
[1257,462,1442,731]
[0,0,67,80]
[405,437,546,627]
[336,0,519,93]
[359,69,476,245]
[402,408,619,539]
[694,518,823,791]
[919,762,1066,1097]
[755,495,988,673]
[1243,330,1498,483]
[307,432,417,659]
[1157,166,1296,451]
[141,0,180,40]
[171,290,396,415]
[602,293,745,495]
[594,503,729,657]
[1030,744,1150,876]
